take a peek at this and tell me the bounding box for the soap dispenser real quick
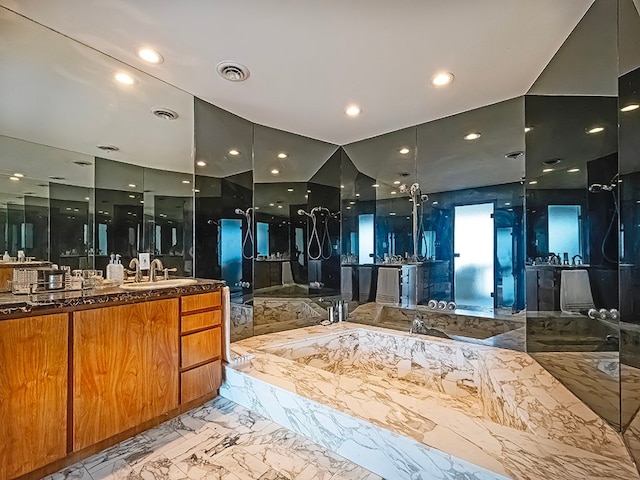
[113,254,125,283]
[106,254,116,280]
[2,251,9,263]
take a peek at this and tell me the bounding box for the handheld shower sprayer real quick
[235,207,254,259]
[300,207,333,260]
[588,173,620,264]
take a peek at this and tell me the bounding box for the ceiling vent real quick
[151,108,179,120]
[73,160,93,166]
[96,144,119,152]
[505,151,524,159]
[216,61,250,82]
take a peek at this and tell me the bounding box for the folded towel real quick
[221,286,232,362]
[359,266,372,302]
[376,267,400,304]
[341,266,353,300]
[282,261,294,285]
[560,269,595,314]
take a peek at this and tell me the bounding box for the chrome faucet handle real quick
[163,267,178,280]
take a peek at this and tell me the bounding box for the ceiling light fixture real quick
[277,152,288,159]
[399,147,410,155]
[372,184,380,188]
[114,72,136,85]
[13,173,24,178]
[391,191,397,195]
[345,105,361,117]
[621,104,639,112]
[505,202,511,206]
[196,160,207,167]
[524,127,532,133]
[128,183,137,188]
[432,201,439,205]
[136,47,164,64]
[393,180,401,185]
[287,188,294,192]
[542,168,554,173]
[567,168,580,173]
[390,212,396,216]
[9,176,19,181]
[151,108,178,120]
[528,180,538,185]
[464,132,481,141]
[271,169,280,175]
[269,203,275,207]
[430,72,454,87]
[182,180,190,184]
[277,205,283,209]
[97,144,119,152]
[228,149,240,156]
[587,126,604,134]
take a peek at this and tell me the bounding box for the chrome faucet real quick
[149,258,164,282]
[128,258,142,282]
[410,318,426,334]
[572,254,583,266]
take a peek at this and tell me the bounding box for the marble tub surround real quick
[0,278,224,318]
[230,302,254,342]
[253,297,326,336]
[47,396,381,480]
[222,323,638,479]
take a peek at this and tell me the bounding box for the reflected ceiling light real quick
[524,127,532,133]
[430,72,454,87]
[13,173,24,178]
[349,201,356,205]
[196,160,207,167]
[277,205,283,209]
[182,180,190,184]
[505,202,511,206]
[587,126,604,134]
[464,132,481,141]
[128,183,136,188]
[85,197,90,201]
[355,193,360,197]
[372,184,380,188]
[136,47,164,64]
[389,212,396,216]
[346,206,351,210]
[528,180,538,185]
[391,191,397,195]
[66,207,72,211]
[542,168,554,173]
[432,201,438,205]
[393,180,401,185]
[228,149,240,156]
[621,104,639,112]
[304,195,308,199]
[345,105,361,117]
[129,194,135,198]
[269,203,275,207]
[567,168,580,173]
[140,200,145,203]
[254,206,260,210]
[340,185,345,189]
[277,152,288,159]
[271,169,280,175]
[399,147,410,155]
[287,188,294,192]
[114,72,136,85]
[9,176,19,181]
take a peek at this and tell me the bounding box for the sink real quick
[120,278,198,291]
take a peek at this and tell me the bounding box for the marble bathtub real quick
[221,323,639,480]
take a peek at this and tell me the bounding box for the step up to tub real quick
[221,323,638,480]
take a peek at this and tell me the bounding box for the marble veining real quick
[253,298,326,336]
[222,323,638,480]
[47,396,381,480]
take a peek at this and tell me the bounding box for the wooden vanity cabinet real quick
[180,291,222,404]
[0,313,68,479]
[73,298,180,451]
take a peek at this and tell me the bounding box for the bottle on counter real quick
[106,253,125,284]
[2,251,10,262]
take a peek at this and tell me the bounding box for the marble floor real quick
[47,397,382,480]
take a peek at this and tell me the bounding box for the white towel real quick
[282,261,294,285]
[359,266,372,302]
[221,286,253,364]
[341,266,353,300]
[560,269,595,314]
[376,267,400,304]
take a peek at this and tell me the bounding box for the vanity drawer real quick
[181,291,221,313]
[181,310,221,333]
[180,360,221,404]
[181,327,221,368]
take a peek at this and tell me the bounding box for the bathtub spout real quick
[410,318,426,334]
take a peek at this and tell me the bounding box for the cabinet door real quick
[0,313,68,479]
[73,299,179,451]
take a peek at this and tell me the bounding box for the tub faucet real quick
[149,258,164,282]
[410,318,426,334]
[128,258,142,282]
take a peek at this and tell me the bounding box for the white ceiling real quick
[0,0,593,146]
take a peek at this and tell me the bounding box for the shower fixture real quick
[588,174,619,264]
[400,183,429,261]
[235,207,254,259]
[299,207,334,260]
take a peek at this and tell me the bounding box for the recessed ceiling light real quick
[389,212,396,216]
[271,169,280,175]
[346,206,351,210]
[399,147,410,155]
[182,180,191,184]
[228,149,240,156]
[340,185,345,189]
[355,193,360,197]
[621,104,639,112]
[505,202,511,206]
[505,151,524,159]
[129,183,137,188]
[287,188,294,192]
[196,160,207,167]
[151,108,178,120]
[391,191,397,195]
[587,126,604,134]
[277,152,288,159]
[114,72,136,85]
[13,173,24,178]
[269,203,275,207]
[136,47,164,64]
[432,201,439,205]
[393,180,401,185]
[567,168,580,173]
[9,176,19,181]
[140,200,145,204]
[345,105,361,117]
[372,184,380,188]
[524,127,532,133]
[528,180,538,185]
[542,168,554,173]
[129,194,135,198]
[430,72,454,87]
[277,205,283,209]
[464,132,481,141]
[85,197,90,201]
[349,201,356,205]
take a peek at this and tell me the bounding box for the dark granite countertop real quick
[0,278,225,318]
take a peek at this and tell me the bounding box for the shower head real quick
[234,208,244,215]
[298,209,311,217]
[588,183,614,193]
